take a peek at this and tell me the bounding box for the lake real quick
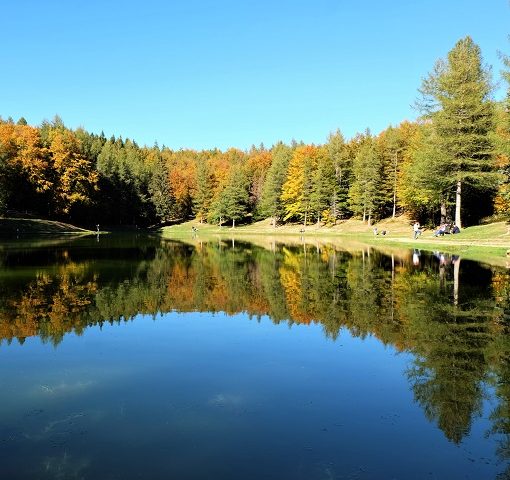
[0,235,509,479]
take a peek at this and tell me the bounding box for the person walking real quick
[413,222,422,239]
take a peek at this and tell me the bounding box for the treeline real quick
[1,36,509,228]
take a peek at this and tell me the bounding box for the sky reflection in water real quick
[0,236,508,479]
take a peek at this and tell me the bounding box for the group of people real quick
[433,223,460,237]
[413,221,461,239]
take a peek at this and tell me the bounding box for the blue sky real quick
[2,0,509,150]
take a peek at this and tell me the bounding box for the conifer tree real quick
[418,36,496,227]
[327,130,352,220]
[147,149,173,222]
[210,163,249,227]
[348,133,382,224]
[310,147,335,224]
[258,143,292,226]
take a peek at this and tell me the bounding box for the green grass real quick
[0,218,94,236]
[160,217,510,267]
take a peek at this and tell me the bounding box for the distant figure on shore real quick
[381,230,387,236]
[452,225,460,234]
[434,223,446,237]
[373,227,378,236]
[96,224,100,233]
[413,222,422,239]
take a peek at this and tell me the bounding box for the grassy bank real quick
[160,216,510,267]
[0,218,94,236]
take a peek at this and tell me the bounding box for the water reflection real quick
[1,236,510,477]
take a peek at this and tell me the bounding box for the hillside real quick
[0,218,94,236]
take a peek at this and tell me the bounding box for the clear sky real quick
[2,0,509,150]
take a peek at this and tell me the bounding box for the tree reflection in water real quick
[1,236,510,461]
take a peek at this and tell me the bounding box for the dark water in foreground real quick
[0,235,509,479]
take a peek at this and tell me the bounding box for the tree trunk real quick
[232,218,235,228]
[273,216,277,228]
[440,199,447,224]
[304,211,307,227]
[455,180,462,228]
[392,152,398,218]
[362,206,366,223]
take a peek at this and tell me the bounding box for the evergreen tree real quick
[258,143,292,226]
[147,149,173,222]
[418,36,496,227]
[210,163,249,227]
[310,147,335,224]
[348,133,382,224]
[327,130,352,220]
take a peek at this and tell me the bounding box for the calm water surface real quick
[0,235,509,479]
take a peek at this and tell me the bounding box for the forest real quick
[1,36,509,229]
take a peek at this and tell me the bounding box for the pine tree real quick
[327,130,352,220]
[210,163,249,227]
[258,143,292,226]
[418,36,496,227]
[147,149,173,222]
[310,147,335,224]
[348,133,382,224]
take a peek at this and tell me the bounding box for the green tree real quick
[310,147,335,224]
[327,129,352,220]
[418,36,496,227]
[147,149,173,222]
[258,143,292,226]
[348,133,382,224]
[210,163,249,227]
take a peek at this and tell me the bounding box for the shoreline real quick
[160,219,510,268]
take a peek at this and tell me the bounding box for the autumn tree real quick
[493,46,510,217]
[193,153,213,223]
[48,128,98,216]
[246,145,272,212]
[281,145,320,225]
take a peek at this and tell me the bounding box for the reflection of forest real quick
[1,238,510,454]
